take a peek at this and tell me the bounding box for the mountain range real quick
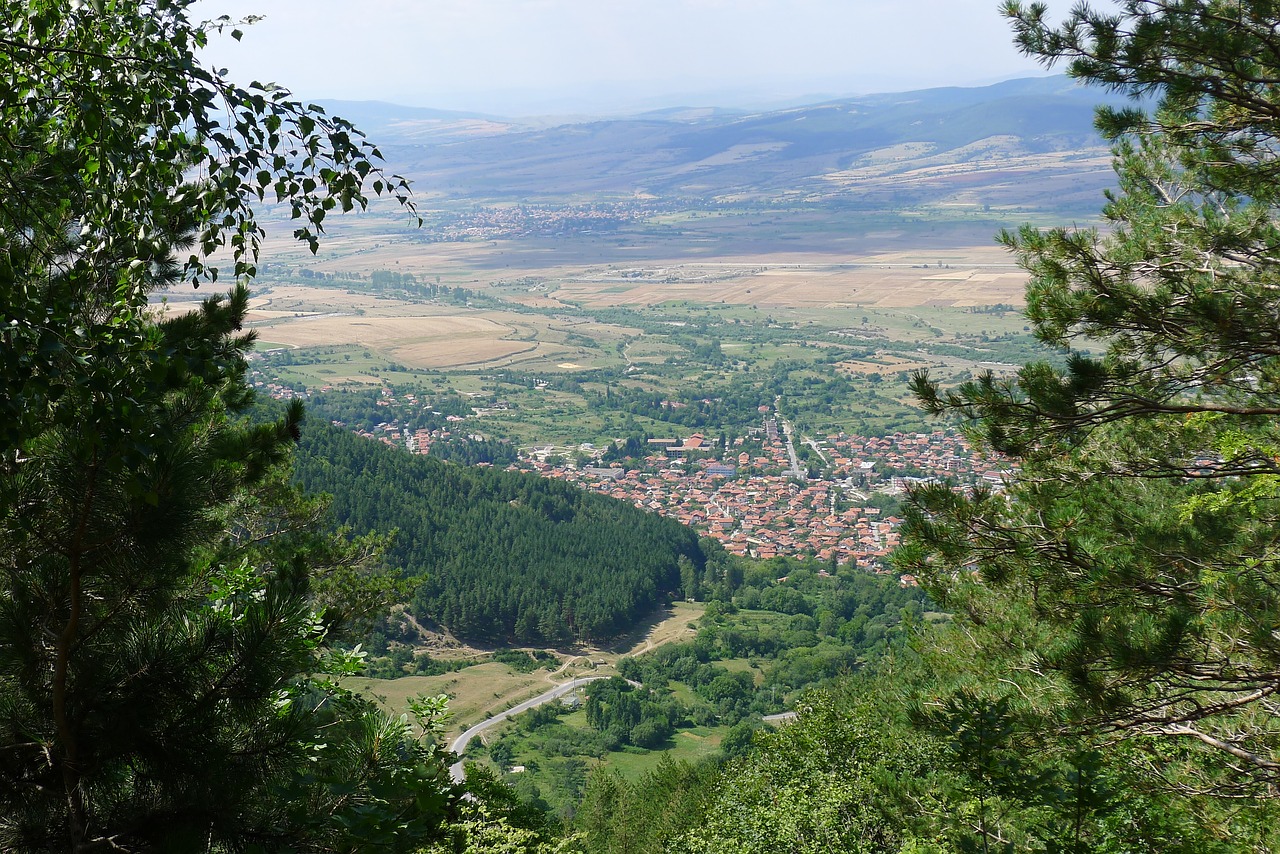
[322,75,1134,211]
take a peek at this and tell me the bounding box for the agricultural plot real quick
[246,284,387,317]
[238,216,1054,445]
[549,249,1026,310]
[246,284,642,374]
[258,315,533,368]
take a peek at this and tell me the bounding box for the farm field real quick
[240,240,1031,374]
[247,286,642,375]
[210,192,1052,446]
[244,241,1043,445]
[258,314,529,366]
[348,665,569,743]
[551,251,1026,309]
[251,236,1028,311]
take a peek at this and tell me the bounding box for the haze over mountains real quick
[321,75,1130,213]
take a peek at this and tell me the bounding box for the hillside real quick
[293,421,708,644]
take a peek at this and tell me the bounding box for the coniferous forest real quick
[293,422,706,643]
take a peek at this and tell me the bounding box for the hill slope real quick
[293,423,706,644]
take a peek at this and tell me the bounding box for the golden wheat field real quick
[252,313,536,367]
[243,284,645,371]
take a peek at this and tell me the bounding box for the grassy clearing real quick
[486,711,731,785]
[482,408,612,447]
[606,601,705,660]
[597,727,728,780]
[348,663,554,741]
[733,609,790,624]
[715,658,764,684]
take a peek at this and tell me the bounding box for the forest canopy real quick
[293,422,709,643]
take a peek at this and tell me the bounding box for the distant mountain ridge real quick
[321,76,1131,208]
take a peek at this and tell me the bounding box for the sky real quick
[196,0,1057,116]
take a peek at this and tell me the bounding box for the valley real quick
[16,0,1280,847]
[173,75,1130,835]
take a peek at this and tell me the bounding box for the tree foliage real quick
[0,2,456,850]
[901,0,1280,805]
[0,0,413,453]
[667,670,1238,854]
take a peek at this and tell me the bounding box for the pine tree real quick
[901,0,1280,800]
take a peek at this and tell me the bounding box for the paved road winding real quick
[448,676,636,782]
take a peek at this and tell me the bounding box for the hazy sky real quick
[197,0,1055,115]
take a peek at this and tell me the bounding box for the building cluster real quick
[245,364,1016,574]
[245,354,309,402]
[822,430,1014,491]
[355,387,480,451]
[523,427,1015,572]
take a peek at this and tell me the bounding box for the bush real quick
[630,718,672,750]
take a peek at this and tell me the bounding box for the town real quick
[518,422,1014,574]
[250,366,1015,578]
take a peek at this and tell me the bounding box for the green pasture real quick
[597,727,728,780]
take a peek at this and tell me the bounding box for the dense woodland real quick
[293,422,707,643]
